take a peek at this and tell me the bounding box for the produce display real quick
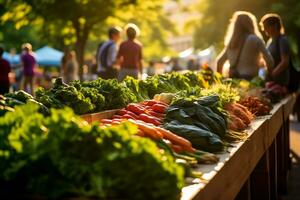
[238,96,272,116]
[0,103,184,200]
[164,95,227,152]
[0,68,290,199]
[225,102,253,131]
[262,81,288,103]
[99,99,219,164]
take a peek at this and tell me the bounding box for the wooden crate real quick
[81,109,120,123]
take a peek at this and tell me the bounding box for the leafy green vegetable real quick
[82,78,137,110]
[122,76,149,102]
[201,83,240,106]
[35,78,95,115]
[4,90,34,102]
[0,103,184,199]
[250,76,265,88]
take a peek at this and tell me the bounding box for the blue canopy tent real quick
[35,46,63,67]
[3,52,20,65]
[3,46,63,67]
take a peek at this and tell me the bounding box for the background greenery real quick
[1,0,299,68]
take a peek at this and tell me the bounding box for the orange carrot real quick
[155,126,195,153]
[128,119,163,140]
[171,144,184,153]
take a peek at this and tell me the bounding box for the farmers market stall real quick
[80,94,296,200]
[181,94,296,200]
[0,70,297,200]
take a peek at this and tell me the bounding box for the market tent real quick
[178,48,194,58]
[35,46,63,67]
[197,46,216,67]
[2,52,20,65]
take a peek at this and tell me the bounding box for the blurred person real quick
[147,60,156,76]
[217,11,274,80]
[64,51,79,84]
[61,48,69,78]
[187,58,198,71]
[91,56,98,80]
[117,23,143,81]
[97,26,122,79]
[260,13,296,89]
[21,43,37,94]
[171,58,181,71]
[0,47,11,94]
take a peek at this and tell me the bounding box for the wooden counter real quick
[181,95,296,200]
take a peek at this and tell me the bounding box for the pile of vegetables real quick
[163,95,228,152]
[35,78,97,114]
[99,99,219,164]
[224,102,253,132]
[0,68,291,200]
[201,83,240,107]
[239,96,272,116]
[2,90,49,115]
[28,71,212,115]
[262,81,288,103]
[0,103,184,200]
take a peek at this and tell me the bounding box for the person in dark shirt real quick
[117,23,143,81]
[97,26,122,79]
[0,47,11,94]
[260,13,290,86]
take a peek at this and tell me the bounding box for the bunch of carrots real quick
[224,102,253,132]
[238,96,271,116]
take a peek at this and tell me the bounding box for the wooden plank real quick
[265,103,283,145]
[268,139,278,200]
[80,109,120,123]
[276,127,287,194]
[282,94,297,120]
[250,152,271,200]
[235,180,251,200]
[90,109,119,122]
[80,114,92,123]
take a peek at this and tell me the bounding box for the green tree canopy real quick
[1,0,175,75]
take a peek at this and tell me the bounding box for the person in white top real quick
[217,11,274,80]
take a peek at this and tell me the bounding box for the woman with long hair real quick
[217,11,274,80]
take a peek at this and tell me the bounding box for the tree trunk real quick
[73,20,92,80]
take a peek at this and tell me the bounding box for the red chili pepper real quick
[127,103,146,115]
[156,101,169,106]
[142,100,159,106]
[148,110,165,119]
[112,118,123,122]
[144,105,152,110]
[112,115,122,119]
[117,109,127,115]
[152,104,167,113]
[124,110,139,119]
[139,113,161,126]
[122,114,135,119]
[142,100,169,106]
[100,119,113,124]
